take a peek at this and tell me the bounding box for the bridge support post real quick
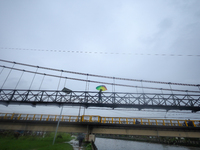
[112,92,115,105]
[85,125,89,142]
[85,125,95,142]
[24,90,30,101]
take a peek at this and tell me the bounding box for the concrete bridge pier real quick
[85,125,96,142]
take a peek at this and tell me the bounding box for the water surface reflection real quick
[95,138,200,150]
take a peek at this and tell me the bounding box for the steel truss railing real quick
[0,89,200,111]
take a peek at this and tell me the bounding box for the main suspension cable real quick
[1,65,199,93]
[0,59,199,87]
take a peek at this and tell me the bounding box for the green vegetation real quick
[0,131,74,150]
[85,143,92,150]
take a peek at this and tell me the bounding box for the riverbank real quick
[0,131,74,150]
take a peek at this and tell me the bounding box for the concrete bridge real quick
[0,113,200,138]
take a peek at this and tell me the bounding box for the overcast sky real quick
[0,0,200,117]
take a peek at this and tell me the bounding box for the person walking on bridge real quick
[96,85,107,103]
[98,89,102,102]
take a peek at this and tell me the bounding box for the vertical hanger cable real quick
[136,86,138,96]
[64,77,67,87]
[1,63,15,89]
[15,70,25,89]
[85,74,88,91]
[83,74,89,116]
[39,74,46,90]
[168,82,173,94]
[0,66,5,75]
[57,70,63,90]
[141,80,144,93]
[29,67,39,90]
[113,77,115,93]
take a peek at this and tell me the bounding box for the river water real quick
[95,138,200,150]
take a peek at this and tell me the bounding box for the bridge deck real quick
[1,113,200,127]
[0,89,200,111]
[1,113,200,138]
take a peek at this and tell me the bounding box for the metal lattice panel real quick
[0,89,199,111]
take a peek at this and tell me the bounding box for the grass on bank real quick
[0,132,74,150]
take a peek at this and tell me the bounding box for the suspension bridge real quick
[0,59,200,112]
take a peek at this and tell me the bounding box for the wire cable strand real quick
[0,59,199,87]
[1,63,15,89]
[39,74,46,90]
[1,47,200,57]
[1,65,199,93]
[15,70,24,89]
[0,66,5,75]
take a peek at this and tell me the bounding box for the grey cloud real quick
[0,0,200,116]
[158,18,173,31]
[170,21,200,54]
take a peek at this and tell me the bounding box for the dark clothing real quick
[98,90,102,101]
[79,139,83,147]
[77,134,84,147]
[136,119,140,124]
[187,121,193,127]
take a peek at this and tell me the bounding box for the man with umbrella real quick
[96,85,107,102]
